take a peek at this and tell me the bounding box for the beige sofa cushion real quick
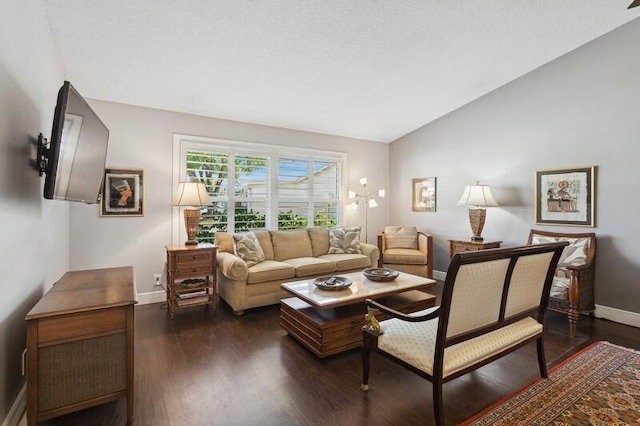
[283,257,336,277]
[319,254,371,271]
[384,226,418,249]
[216,232,235,253]
[246,260,296,284]
[253,229,275,260]
[271,229,313,261]
[308,227,331,257]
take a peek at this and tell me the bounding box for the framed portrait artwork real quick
[535,166,596,227]
[412,177,437,212]
[100,168,144,217]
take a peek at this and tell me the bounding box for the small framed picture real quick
[535,166,596,227]
[100,168,144,217]
[412,177,437,212]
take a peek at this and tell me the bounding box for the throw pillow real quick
[384,226,418,249]
[233,231,265,267]
[530,235,590,267]
[328,226,362,254]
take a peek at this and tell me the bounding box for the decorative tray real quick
[362,268,399,282]
[313,276,353,291]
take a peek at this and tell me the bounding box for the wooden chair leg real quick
[360,337,371,392]
[568,271,579,337]
[536,337,548,378]
[433,378,444,426]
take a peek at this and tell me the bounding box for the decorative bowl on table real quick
[362,268,399,282]
[313,276,353,290]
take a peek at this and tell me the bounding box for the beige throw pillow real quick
[233,231,265,267]
[384,226,418,249]
[328,226,362,254]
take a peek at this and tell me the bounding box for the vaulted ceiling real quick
[43,1,640,142]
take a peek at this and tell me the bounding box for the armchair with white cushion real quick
[377,226,433,278]
[527,229,597,337]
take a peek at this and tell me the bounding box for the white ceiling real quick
[42,1,640,143]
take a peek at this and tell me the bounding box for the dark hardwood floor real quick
[39,282,639,426]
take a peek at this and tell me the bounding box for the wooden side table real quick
[449,239,502,261]
[165,244,217,319]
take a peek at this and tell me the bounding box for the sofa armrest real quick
[217,251,248,281]
[359,242,380,268]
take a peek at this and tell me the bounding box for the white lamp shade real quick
[368,198,378,208]
[172,182,212,206]
[348,201,359,210]
[377,189,385,198]
[348,190,357,199]
[359,176,368,186]
[457,183,499,207]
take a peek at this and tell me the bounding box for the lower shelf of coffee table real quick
[280,290,436,358]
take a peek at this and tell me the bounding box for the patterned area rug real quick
[461,341,640,425]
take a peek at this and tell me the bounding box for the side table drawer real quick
[452,243,478,253]
[175,261,212,276]
[175,251,212,264]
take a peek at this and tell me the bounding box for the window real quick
[174,135,345,243]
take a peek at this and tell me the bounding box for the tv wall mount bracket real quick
[37,133,49,177]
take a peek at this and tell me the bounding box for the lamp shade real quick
[456,183,499,207]
[172,182,212,206]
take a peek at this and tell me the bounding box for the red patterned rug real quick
[461,341,640,425]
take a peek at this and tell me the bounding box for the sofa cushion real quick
[328,226,362,254]
[308,227,331,257]
[253,229,275,260]
[319,253,371,271]
[384,226,418,249]
[233,231,265,267]
[246,260,296,284]
[271,229,313,261]
[383,248,427,265]
[282,257,336,277]
[216,232,235,253]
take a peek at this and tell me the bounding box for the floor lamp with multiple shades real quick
[347,177,385,244]
[456,181,499,241]
[172,181,212,245]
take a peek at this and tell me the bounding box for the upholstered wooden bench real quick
[360,242,567,426]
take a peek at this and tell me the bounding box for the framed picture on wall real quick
[535,166,596,227]
[412,177,437,212]
[100,168,144,217]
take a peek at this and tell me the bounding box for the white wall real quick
[390,18,640,314]
[69,101,389,296]
[0,0,67,422]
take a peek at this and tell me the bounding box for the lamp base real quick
[183,208,201,246]
[468,208,487,242]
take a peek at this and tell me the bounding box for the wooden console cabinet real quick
[25,266,137,425]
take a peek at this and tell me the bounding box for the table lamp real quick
[172,181,212,245]
[456,181,498,241]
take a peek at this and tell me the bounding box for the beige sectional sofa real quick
[215,228,380,315]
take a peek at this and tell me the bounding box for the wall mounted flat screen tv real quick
[42,81,109,203]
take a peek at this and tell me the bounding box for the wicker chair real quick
[361,243,567,426]
[527,229,597,337]
[377,226,433,278]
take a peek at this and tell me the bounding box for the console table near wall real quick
[25,266,137,426]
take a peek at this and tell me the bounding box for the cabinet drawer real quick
[452,243,477,252]
[38,307,127,346]
[175,251,212,264]
[175,261,212,276]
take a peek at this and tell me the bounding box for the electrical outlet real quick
[154,274,162,286]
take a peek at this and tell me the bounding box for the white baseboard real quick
[595,304,640,328]
[3,384,25,426]
[432,270,447,282]
[136,290,166,305]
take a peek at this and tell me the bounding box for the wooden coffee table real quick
[280,271,436,357]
